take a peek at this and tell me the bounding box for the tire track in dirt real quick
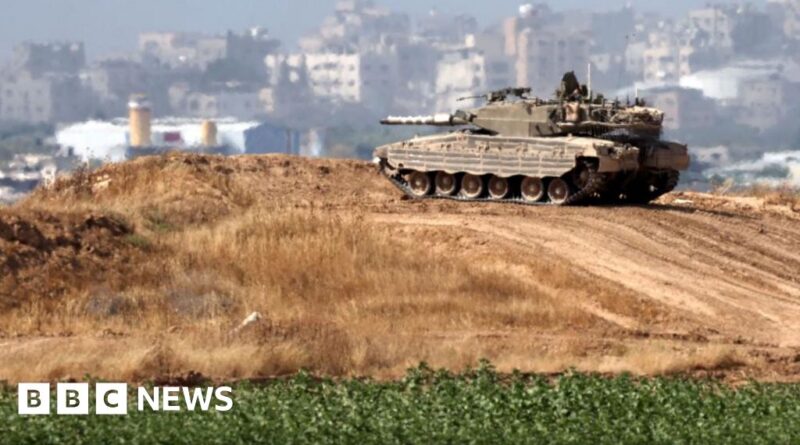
[372,201,800,349]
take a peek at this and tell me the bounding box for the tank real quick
[373,72,690,205]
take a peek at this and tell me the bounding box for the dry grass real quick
[595,344,747,375]
[741,184,800,209]
[0,204,609,382]
[0,153,748,383]
[710,183,800,211]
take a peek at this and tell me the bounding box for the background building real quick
[2,0,800,194]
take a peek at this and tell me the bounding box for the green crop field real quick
[2,363,800,445]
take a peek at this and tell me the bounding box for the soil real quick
[2,152,800,382]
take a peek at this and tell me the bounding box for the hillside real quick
[1,152,799,383]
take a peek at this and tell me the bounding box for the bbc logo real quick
[18,383,234,415]
[19,383,128,415]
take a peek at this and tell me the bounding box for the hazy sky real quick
[0,0,768,60]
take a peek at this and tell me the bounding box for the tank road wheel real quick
[520,177,545,202]
[488,175,510,200]
[407,171,432,197]
[460,174,485,199]
[434,172,458,196]
[572,166,592,190]
[547,178,571,205]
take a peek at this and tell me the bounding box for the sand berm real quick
[1,152,799,383]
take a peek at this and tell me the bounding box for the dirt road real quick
[358,158,800,379]
[373,199,800,343]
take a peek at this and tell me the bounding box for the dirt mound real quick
[0,210,140,310]
[28,153,391,226]
[1,152,799,383]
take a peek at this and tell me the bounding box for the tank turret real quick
[374,72,689,206]
[380,73,664,139]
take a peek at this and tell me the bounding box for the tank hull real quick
[375,132,689,206]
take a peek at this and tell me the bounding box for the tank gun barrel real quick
[380,113,469,126]
[458,87,532,103]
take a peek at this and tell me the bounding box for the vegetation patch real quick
[1,364,800,444]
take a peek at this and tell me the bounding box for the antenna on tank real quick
[587,63,592,102]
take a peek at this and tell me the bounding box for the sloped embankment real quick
[1,152,799,383]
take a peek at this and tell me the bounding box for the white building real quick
[185,91,264,120]
[624,41,648,80]
[305,53,362,102]
[139,32,227,70]
[642,44,695,83]
[298,0,409,53]
[679,61,793,101]
[0,72,93,124]
[435,49,486,111]
[476,32,515,90]
[265,54,307,86]
[55,119,280,162]
[295,50,399,110]
[688,7,735,53]
[55,118,322,162]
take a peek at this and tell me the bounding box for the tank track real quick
[654,169,680,199]
[380,162,608,207]
[622,169,680,204]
